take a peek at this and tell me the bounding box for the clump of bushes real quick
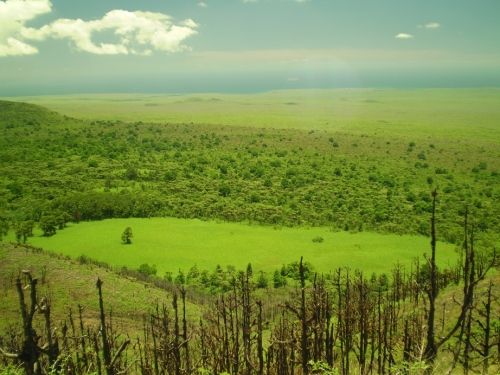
[312,236,324,243]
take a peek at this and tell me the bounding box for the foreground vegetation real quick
[0,202,498,374]
[0,244,200,335]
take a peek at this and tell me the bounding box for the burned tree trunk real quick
[423,189,438,364]
[181,287,191,374]
[96,278,113,375]
[172,293,181,375]
[0,272,45,375]
[299,257,309,375]
[95,278,130,375]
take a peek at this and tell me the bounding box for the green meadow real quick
[28,217,458,275]
[8,88,500,141]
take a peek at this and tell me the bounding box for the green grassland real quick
[27,217,458,275]
[6,89,500,142]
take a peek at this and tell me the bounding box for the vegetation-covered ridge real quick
[0,100,498,246]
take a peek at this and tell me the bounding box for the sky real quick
[0,0,499,95]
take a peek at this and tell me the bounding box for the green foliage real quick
[273,270,287,288]
[175,269,186,284]
[312,236,324,243]
[0,365,23,375]
[246,263,253,277]
[187,264,200,282]
[218,184,231,197]
[281,260,315,281]
[256,271,268,289]
[390,360,430,374]
[308,360,339,375]
[137,263,157,276]
[39,215,58,237]
[14,220,34,243]
[124,165,138,180]
[0,214,9,241]
[121,226,133,244]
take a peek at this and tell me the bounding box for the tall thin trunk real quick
[423,189,438,363]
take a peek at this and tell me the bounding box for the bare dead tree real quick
[422,194,497,372]
[472,281,495,374]
[423,189,438,364]
[96,278,130,375]
[0,271,48,375]
[181,286,191,374]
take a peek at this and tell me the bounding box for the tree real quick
[256,271,268,289]
[218,184,231,197]
[273,269,286,288]
[246,262,253,278]
[121,227,133,244]
[0,215,8,241]
[175,270,186,285]
[124,166,138,180]
[40,215,57,237]
[422,195,497,368]
[138,263,156,276]
[14,220,34,243]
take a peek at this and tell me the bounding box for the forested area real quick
[0,101,498,247]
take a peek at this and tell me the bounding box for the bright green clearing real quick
[28,218,458,275]
[7,88,500,142]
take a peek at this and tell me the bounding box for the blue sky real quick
[1,0,499,94]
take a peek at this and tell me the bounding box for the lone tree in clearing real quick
[121,227,133,244]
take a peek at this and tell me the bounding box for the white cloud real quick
[424,22,440,29]
[418,22,441,29]
[0,36,38,56]
[0,0,52,56]
[198,2,208,7]
[395,33,414,40]
[0,0,198,57]
[25,10,198,55]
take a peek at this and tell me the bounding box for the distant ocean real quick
[2,69,500,96]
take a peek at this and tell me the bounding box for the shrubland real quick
[0,99,498,249]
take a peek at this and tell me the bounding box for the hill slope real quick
[0,243,197,335]
[0,100,68,128]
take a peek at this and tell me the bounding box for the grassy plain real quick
[7,88,500,141]
[27,217,458,275]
